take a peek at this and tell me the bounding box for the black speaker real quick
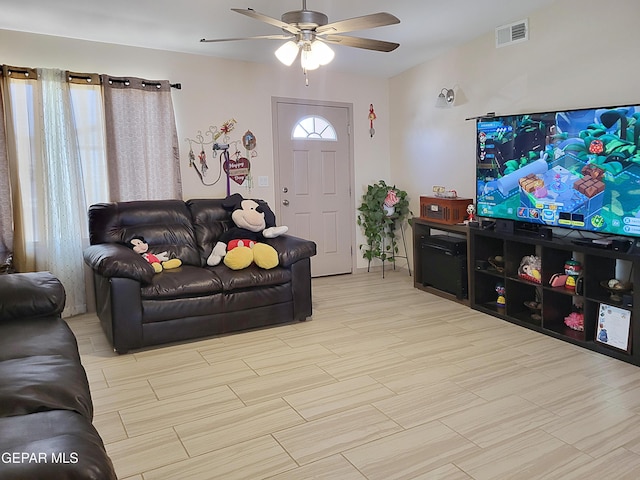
[539,227,553,240]
[421,237,468,299]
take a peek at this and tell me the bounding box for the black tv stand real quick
[469,227,640,366]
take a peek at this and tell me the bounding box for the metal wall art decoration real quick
[186,121,260,194]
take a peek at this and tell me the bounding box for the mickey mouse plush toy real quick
[129,236,182,273]
[207,193,288,270]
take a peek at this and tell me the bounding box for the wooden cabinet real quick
[469,227,640,365]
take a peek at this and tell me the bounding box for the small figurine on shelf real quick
[465,203,476,224]
[564,259,582,291]
[598,323,608,343]
[496,282,506,307]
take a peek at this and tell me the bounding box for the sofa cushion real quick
[0,354,93,419]
[0,410,116,480]
[223,284,293,313]
[142,294,225,324]
[88,200,202,267]
[212,264,291,292]
[140,266,222,299]
[0,317,82,362]
[187,198,234,265]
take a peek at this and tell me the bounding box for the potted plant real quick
[357,180,412,266]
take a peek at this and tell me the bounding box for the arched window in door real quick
[292,115,337,141]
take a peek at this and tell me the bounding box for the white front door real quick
[273,98,354,277]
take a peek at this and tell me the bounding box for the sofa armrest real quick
[265,235,317,268]
[0,272,65,321]
[84,243,155,284]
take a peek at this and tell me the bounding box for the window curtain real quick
[0,80,14,272]
[2,66,39,275]
[102,76,182,201]
[3,67,90,316]
[38,68,89,316]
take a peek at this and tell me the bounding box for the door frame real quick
[271,96,356,276]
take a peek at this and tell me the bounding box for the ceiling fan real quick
[200,1,400,75]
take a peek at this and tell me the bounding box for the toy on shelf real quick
[465,203,476,223]
[496,282,506,306]
[564,311,584,331]
[549,273,568,287]
[518,255,541,284]
[564,259,582,291]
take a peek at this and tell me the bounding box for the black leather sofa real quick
[0,272,116,480]
[83,198,316,353]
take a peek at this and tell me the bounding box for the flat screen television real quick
[475,105,640,238]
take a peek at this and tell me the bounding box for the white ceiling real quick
[0,0,556,78]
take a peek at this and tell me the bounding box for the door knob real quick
[282,199,290,206]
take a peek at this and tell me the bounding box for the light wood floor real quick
[67,270,640,479]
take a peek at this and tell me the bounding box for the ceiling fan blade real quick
[231,8,301,35]
[316,12,400,35]
[323,35,399,52]
[200,34,292,43]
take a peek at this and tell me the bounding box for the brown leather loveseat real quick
[83,198,316,354]
[0,272,116,480]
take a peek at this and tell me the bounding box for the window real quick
[292,115,337,141]
[69,85,108,206]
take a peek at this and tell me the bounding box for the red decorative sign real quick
[224,156,251,185]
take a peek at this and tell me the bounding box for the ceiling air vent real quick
[495,19,528,48]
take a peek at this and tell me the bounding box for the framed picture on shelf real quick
[596,303,632,353]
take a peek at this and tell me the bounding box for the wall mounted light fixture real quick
[436,88,455,107]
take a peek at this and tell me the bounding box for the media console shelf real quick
[412,218,469,305]
[469,226,640,366]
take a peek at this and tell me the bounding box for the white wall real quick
[390,0,640,226]
[0,29,392,269]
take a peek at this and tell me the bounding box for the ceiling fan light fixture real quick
[275,40,300,66]
[204,3,401,84]
[300,44,320,70]
[310,40,334,65]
